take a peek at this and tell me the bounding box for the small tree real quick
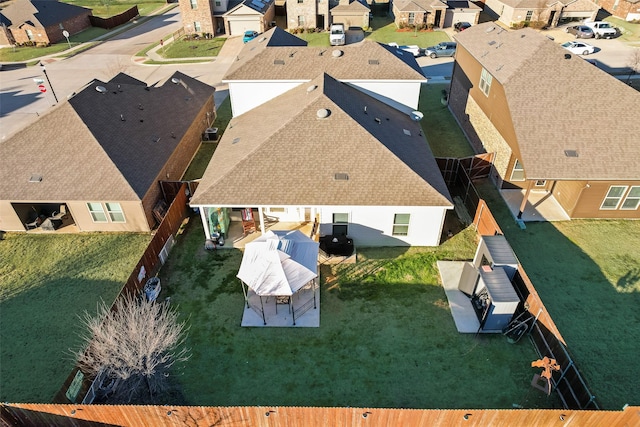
[627,48,640,84]
[74,293,190,404]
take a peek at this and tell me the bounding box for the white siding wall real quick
[317,205,450,246]
[228,81,305,116]
[345,81,422,112]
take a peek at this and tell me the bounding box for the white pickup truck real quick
[329,24,345,46]
[584,21,617,39]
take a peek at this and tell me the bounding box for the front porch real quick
[501,189,570,222]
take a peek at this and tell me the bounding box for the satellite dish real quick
[410,111,424,121]
[95,86,107,93]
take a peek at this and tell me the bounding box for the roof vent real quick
[317,108,330,119]
[274,59,285,65]
[29,174,42,183]
[95,85,107,93]
[488,40,496,46]
[259,37,267,42]
[368,59,379,65]
[403,129,411,136]
[171,77,181,84]
[307,85,317,93]
[485,26,495,33]
[564,53,572,60]
[138,103,144,110]
[334,173,349,181]
[332,49,343,58]
[564,150,579,157]
[232,137,241,144]
[152,136,160,143]
[375,117,381,124]
[410,111,423,121]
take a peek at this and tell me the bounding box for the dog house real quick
[473,235,519,280]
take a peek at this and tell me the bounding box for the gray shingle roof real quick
[393,0,446,12]
[0,72,214,201]
[331,0,370,14]
[190,73,452,208]
[454,24,640,180]
[1,0,91,28]
[224,40,426,81]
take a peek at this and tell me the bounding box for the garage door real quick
[560,11,593,18]
[444,10,477,28]
[229,19,260,35]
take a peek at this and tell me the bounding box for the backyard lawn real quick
[157,219,556,409]
[0,233,150,403]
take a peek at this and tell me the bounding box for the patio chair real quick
[49,205,67,221]
[25,217,40,230]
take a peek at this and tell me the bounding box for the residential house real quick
[483,0,599,28]
[0,72,216,232]
[190,30,454,246]
[223,27,426,117]
[593,0,640,21]
[179,0,275,36]
[285,0,330,29]
[223,0,276,35]
[448,23,640,220]
[391,0,480,30]
[330,0,371,29]
[0,0,92,46]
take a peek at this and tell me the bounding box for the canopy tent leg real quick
[258,208,266,235]
[241,280,249,308]
[260,296,266,325]
[313,278,317,309]
[292,298,296,326]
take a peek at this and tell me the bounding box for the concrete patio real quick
[501,190,570,222]
[240,282,320,327]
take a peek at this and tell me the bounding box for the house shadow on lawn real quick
[474,179,640,410]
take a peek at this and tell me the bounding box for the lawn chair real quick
[25,217,40,230]
[49,205,67,221]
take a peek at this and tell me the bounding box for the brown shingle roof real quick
[191,74,452,208]
[454,24,640,180]
[223,40,426,81]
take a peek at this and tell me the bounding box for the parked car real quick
[583,21,617,39]
[565,25,594,38]
[423,42,457,59]
[388,42,421,57]
[243,30,259,43]
[329,24,346,46]
[454,22,472,32]
[561,41,595,55]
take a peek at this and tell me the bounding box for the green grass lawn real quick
[157,219,556,409]
[366,16,450,46]
[475,181,640,410]
[604,17,640,43]
[0,233,150,403]
[62,0,166,17]
[159,37,227,59]
[291,32,330,46]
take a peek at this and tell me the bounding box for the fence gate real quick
[459,152,495,180]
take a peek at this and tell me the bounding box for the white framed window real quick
[621,186,640,210]
[525,10,533,21]
[268,207,286,213]
[510,159,525,181]
[535,180,546,187]
[600,186,627,210]
[190,0,197,9]
[106,202,125,222]
[392,214,410,236]
[215,0,221,5]
[87,203,107,222]
[479,68,492,97]
[298,15,305,26]
[194,21,201,32]
[332,213,348,235]
[26,29,34,41]
[408,12,415,24]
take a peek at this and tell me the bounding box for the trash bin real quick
[144,277,161,302]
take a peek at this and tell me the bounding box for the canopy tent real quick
[238,230,319,325]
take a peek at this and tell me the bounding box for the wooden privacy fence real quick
[2,403,637,426]
[437,155,598,410]
[53,183,192,404]
[89,6,139,29]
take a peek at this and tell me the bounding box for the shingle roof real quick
[331,0,370,14]
[223,40,426,81]
[259,26,308,47]
[0,72,214,201]
[454,24,640,180]
[1,0,91,28]
[225,0,274,15]
[191,73,452,208]
[393,0,446,12]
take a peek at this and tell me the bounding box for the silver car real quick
[565,25,594,39]
[423,42,457,59]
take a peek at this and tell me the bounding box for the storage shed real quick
[472,266,520,332]
[473,235,519,280]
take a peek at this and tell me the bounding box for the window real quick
[269,207,285,213]
[106,202,125,222]
[298,15,305,26]
[510,159,525,181]
[525,10,533,21]
[215,0,221,5]
[613,0,619,9]
[298,0,304,3]
[621,186,640,210]
[87,203,107,222]
[600,186,627,210]
[26,29,34,41]
[332,213,348,235]
[392,214,410,236]
[194,21,201,32]
[479,68,492,97]
[190,0,197,9]
[535,180,546,187]
[408,12,415,24]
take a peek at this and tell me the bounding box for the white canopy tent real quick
[238,230,319,325]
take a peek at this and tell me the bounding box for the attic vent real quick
[274,59,285,65]
[520,34,526,38]
[117,85,122,92]
[485,26,495,33]
[317,108,330,119]
[332,49,343,58]
[564,150,579,158]
[232,137,241,144]
[152,136,160,143]
[171,77,181,84]
[368,59,379,65]
[259,37,267,42]
[29,174,42,183]
[334,173,349,181]
[564,53,572,59]
[138,104,144,110]
[403,129,411,136]
[488,41,496,46]
[375,117,381,124]
[95,85,107,93]
[496,64,503,71]
[307,85,317,93]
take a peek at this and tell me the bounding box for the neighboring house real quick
[223,27,426,117]
[0,0,92,46]
[391,0,480,29]
[190,74,453,246]
[483,0,599,28]
[330,0,371,29]
[448,23,640,220]
[286,0,330,29]
[178,0,275,36]
[594,0,640,21]
[223,0,275,35]
[0,72,216,233]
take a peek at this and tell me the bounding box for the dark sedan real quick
[565,25,594,39]
[454,22,472,32]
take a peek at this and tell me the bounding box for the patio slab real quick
[501,190,570,222]
[437,260,482,334]
[240,283,320,328]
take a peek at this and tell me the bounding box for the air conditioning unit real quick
[203,127,218,141]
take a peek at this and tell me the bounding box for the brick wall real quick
[179,0,215,34]
[594,0,638,19]
[392,9,432,28]
[287,0,327,29]
[10,12,91,45]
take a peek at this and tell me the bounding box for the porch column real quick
[199,207,211,239]
[517,180,534,219]
[258,207,266,235]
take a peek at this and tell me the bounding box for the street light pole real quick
[40,62,59,104]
